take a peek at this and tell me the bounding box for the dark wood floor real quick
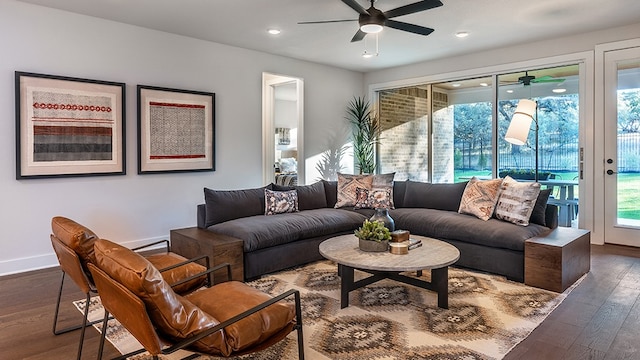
[2,243,640,360]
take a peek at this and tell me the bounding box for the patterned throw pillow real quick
[354,187,393,209]
[264,189,298,215]
[458,177,504,221]
[372,172,396,209]
[334,173,374,208]
[494,176,541,226]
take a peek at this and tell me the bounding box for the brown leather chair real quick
[50,216,208,360]
[89,238,304,360]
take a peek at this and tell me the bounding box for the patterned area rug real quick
[75,261,581,360]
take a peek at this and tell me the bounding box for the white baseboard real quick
[0,236,168,277]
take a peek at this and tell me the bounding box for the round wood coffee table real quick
[319,234,460,309]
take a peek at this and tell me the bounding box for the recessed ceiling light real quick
[552,88,567,93]
[479,82,489,87]
[452,83,461,87]
[506,89,514,93]
[267,29,281,35]
[455,31,469,38]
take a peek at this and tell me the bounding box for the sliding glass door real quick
[375,64,582,226]
[497,65,580,226]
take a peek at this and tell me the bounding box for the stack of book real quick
[408,238,422,250]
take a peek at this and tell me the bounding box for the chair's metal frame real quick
[94,263,305,360]
[51,237,211,360]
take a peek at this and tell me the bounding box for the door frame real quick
[595,38,640,245]
[262,73,304,185]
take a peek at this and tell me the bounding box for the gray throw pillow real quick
[402,180,468,211]
[272,181,327,210]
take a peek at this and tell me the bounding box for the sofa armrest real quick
[545,204,558,229]
[197,204,207,229]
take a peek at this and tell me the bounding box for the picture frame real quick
[15,71,126,179]
[137,85,215,174]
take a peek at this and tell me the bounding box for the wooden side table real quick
[525,227,590,292]
[170,227,244,284]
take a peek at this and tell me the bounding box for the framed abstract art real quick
[15,71,126,179]
[137,85,215,174]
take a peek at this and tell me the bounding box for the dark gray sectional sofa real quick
[197,179,557,282]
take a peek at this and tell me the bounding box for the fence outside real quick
[457,133,640,173]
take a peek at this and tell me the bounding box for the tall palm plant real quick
[346,96,381,174]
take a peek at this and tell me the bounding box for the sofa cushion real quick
[392,180,408,208]
[494,176,541,226]
[208,208,368,252]
[323,180,338,208]
[390,208,550,252]
[529,189,551,226]
[335,173,374,208]
[265,189,298,215]
[458,177,503,221]
[204,184,273,227]
[402,181,468,211]
[272,181,327,210]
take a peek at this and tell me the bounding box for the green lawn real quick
[618,173,640,220]
[454,170,640,221]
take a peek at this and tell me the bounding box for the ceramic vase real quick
[369,208,395,232]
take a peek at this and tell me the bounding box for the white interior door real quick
[603,46,640,246]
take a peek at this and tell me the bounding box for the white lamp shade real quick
[514,99,537,117]
[504,99,536,145]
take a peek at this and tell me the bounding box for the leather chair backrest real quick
[88,262,166,356]
[50,235,92,294]
[51,216,99,271]
[93,239,228,354]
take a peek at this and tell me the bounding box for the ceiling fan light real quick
[360,23,383,34]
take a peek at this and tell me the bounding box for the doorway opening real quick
[262,73,304,186]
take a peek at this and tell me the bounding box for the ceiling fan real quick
[298,0,443,42]
[508,71,566,86]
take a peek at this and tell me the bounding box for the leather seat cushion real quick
[93,239,228,355]
[186,282,295,355]
[145,252,207,295]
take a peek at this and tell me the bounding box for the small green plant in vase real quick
[355,220,391,252]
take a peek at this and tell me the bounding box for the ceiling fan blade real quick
[351,29,367,42]
[386,20,434,36]
[531,76,565,83]
[298,19,356,24]
[342,0,368,15]
[385,0,444,18]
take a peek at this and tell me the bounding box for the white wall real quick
[364,23,640,86]
[0,0,363,275]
